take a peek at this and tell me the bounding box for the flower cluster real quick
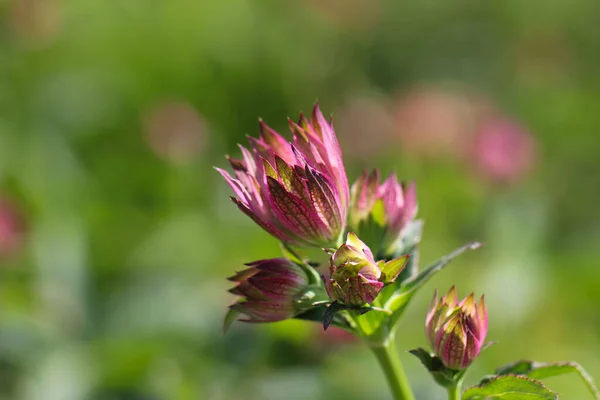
[217,103,487,373]
[215,103,598,400]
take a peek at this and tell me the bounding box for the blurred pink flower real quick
[469,116,537,184]
[0,199,25,257]
[302,0,383,30]
[336,97,396,159]
[9,0,62,45]
[143,100,209,164]
[393,87,484,158]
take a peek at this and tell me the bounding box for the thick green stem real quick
[370,338,415,400]
[447,382,461,400]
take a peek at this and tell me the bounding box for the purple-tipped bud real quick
[324,233,410,306]
[216,103,349,248]
[228,258,310,322]
[426,287,488,370]
[349,170,418,254]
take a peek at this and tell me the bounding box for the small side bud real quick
[227,258,311,323]
[324,233,409,306]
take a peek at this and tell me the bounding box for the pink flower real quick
[350,170,418,254]
[0,199,25,257]
[228,258,310,322]
[426,287,488,370]
[469,117,537,184]
[216,103,349,248]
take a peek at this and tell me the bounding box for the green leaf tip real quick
[223,307,240,333]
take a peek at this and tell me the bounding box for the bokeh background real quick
[1,0,600,399]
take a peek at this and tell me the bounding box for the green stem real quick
[447,382,462,400]
[370,337,415,400]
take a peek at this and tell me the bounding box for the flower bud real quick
[228,258,311,322]
[349,170,418,255]
[324,233,409,306]
[426,287,488,370]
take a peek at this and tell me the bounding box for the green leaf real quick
[409,348,458,388]
[494,360,600,399]
[223,307,240,333]
[403,241,482,293]
[463,375,558,400]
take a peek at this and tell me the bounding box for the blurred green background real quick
[1,0,600,399]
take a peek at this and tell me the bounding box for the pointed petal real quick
[215,168,250,204]
[477,295,488,341]
[227,267,259,282]
[259,119,296,164]
[444,286,459,308]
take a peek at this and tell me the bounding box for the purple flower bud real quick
[216,103,349,248]
[426,287,488,370]
[349,170,418,253]
[227,258,311,323]
[324,233,409,306]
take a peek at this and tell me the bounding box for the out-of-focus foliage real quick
[0,0,599,399]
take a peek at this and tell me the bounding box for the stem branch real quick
[370,337,415,400]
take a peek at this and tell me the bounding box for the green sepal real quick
[409,348,464,388]
[484,360,600,399]
[379,254,410,283]
[463,375,557,400]
[223,307,241,333]
[281,243,323,285]
[322,301,375,331]
[295,304,353,332]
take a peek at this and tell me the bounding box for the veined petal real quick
[266,176,329,245]
[305,165,342,236]
[436,314,467,369]
[275,156,310,200]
